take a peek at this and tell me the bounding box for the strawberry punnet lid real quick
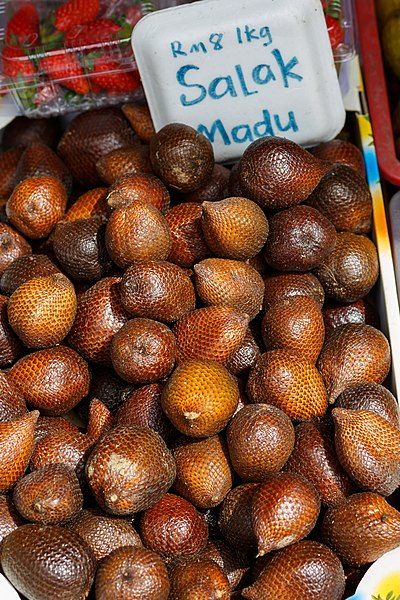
[132,0,346,163]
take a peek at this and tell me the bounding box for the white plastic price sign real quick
[132,0,346,163]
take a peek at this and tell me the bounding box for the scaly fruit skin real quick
[40,52,90,94]
[242,540,346,600]
[251,471,321,556]
[54,0,100,32]
[321,492,400,566]
[5,4,39,46]
[332,408,400,496]
[66,509,142,561]
[0,411,39,492]
[1,524,96,600]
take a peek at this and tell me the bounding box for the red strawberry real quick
[2,46,36,80]
[125,6,144,28]
[40,51,90,94]
[55,0,100,32]
[90,58,141,93]
[5,4,39,46]
[325,14,344,49]
[65,19,121,47]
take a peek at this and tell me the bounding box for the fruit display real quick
[0,104,397,600]
[0,0,147,117]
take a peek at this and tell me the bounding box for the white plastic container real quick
[132,0,346,162]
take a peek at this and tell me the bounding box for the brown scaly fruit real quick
[335,382,400,429]
[168,556,230,600]
[321,492,400,565]
[1,524,96,600]
[0,223,32,276]
[261,294,325,363]
[263,204,336,272]
[15,141,72,196]
[51,216,113,282]
[122,102,156,143]
[105,200,172,269]
[0,147,24,199]
[194,258,265,320]
[85,425,176,515]
[86,399,115,441]
[6,175,67,240]
[227,404,295,482]
[247,349,328,421]
[285,417,353,507]
[263,271,325,310]
[0,410,38,492]
[201,196,269,260]
[34,415,79,444]
[2,116,61,151]
[0,254,60,296]
[218,483,259,552]
[8,345,90,416]
[63,187,109,222]
[251,471,321,556]
[199,540,250,591]
[172,434,234,508]
[322,298,379,333]
[165,202,211,267]
[332,407,400,496]
[111,318,176,384]
[57,107,137,187]
[116,383,174,445]
[29,430,95,488]
[306,163,372,233]
[173,306,249,364]
[311,138,365,176]
[66,508,143,561]
[317,323,391,403]
[314,232,379,302]
[67,276,130,367]
[176,163,230,203]
[106,173,170,213]
[225,327,261,376]
[242,540,346,600]
[0,295,24,367]
[161,359,239,438]
[0,370,27,421]
[96,144,153,186]
[120,260,196,323]
[7,273,77,348]
[0,496,24,550]
[150,122,214,192]
[12,463,83,525]
[139,493,209,557]
[95,546,170,600]
[84,366,126,416]
[238,136,330,210]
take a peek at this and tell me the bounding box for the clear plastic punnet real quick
[0,0,186,117]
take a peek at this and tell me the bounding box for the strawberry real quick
[125,6,144,28]
[90,58,141,93]
[40,51,90,94]
[64,19,121,47]
[54,0,100,32]
[325,14,344,49]
[2,46,36,80]
[5,4,40,47]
